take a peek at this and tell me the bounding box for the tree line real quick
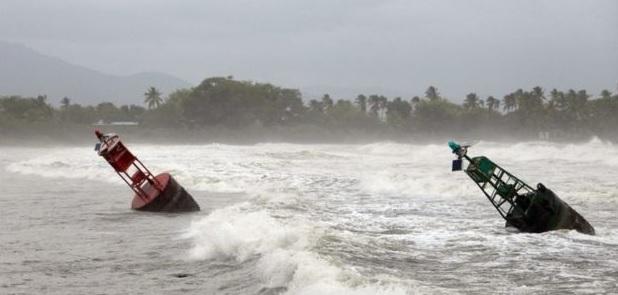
[1,76,617,141]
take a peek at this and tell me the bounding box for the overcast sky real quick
[1,0,617,100]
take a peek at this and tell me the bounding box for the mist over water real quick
[2,139,617,294]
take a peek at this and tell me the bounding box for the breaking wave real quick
[4,138,616,196]
[2,138,617,293]
[183,204,417,294]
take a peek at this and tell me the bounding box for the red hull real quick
[131,173,200,212]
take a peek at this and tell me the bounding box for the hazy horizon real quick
[2,3,618,293]
[1,0,617,100]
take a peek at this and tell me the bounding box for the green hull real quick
[506,184,595,235]
[464,156,595,235]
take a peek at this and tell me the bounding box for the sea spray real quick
[3,139,617,293]
[183,205,413,294]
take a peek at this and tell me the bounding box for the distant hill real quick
[0,41,191,106]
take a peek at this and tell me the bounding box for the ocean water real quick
[1,139,617,294]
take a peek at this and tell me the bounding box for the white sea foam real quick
[183,205,418,294]
[2,139,616,293]
[184,205,311,262]
[5,147,120,183]
[4,139,617,212]
[5,139,617,199]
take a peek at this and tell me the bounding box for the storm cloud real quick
[1,0,616,100]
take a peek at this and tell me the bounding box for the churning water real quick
[1,140,617,294]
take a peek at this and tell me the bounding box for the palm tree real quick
[532,86,545,100]
[425,86,440,101]
[368,95,380,116]
[486,96,499,111]
[574,90,590,120]
[463,93,480,110]
[59,96,71,122]
[565,89,578,115]
[410,96,421,111]
[60,97,71,110]
[549,89,568,111]
[378,96,388,109]
[144,87,163,109]
[355,95,367,113]
[503,94,517,112]
[308,99,323,112]
[321,94,333,112]
[36,95,47,105]
[388,97,411,119]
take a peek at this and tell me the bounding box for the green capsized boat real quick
[449,141,595,235]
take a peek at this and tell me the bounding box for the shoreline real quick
[0,125,611,147]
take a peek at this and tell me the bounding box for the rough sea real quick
[1,139,617,294]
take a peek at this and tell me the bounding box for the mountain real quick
[0,41,191,106]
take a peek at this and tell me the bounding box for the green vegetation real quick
[1,76,617,143]
[144,86,163,110]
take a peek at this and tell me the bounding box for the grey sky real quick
[1,0,617,100]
